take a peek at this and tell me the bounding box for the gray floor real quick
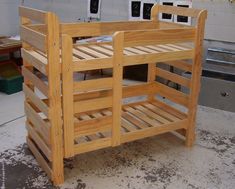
[0,91,234,189]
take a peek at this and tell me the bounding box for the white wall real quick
[0,0,234,43]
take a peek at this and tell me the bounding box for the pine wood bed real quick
[19,5,207,185]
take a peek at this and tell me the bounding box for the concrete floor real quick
[0,90,234,189]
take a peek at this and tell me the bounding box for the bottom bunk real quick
[74,99,188,155]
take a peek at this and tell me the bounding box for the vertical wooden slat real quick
[62,35,74,158]
[147,63,156,101]
[47,12,64,184]
[112,32,124,146]
[186,10,207,147]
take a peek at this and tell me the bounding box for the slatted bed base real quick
[73,100,188,155]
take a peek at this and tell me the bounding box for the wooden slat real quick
[123,83,154,98]
[26,121,52,161]
[135,46,159,53]
[20,26,47,52]
[24,102,50,145]
[73,78,113,92]
[74,138,111,155]
[22,67,48,97]
[122,112,149,129]
[124,50,194,66]
[151,99,188,119]
[167,44,190,51]
[156,67,191,88]
[73,58,113,72]
[19,6,47,24]
[162,60,192,72]
[124,28,196,47]
[78,46,109,58]
[125,47,148,55]
[21,49,47,75]
[74,116,112,137]
[89,45,113,56]
[147,45,169,52]
[133,105,171,124]
[74,96,113,113]
[121,118,138,132]
[121,119,188,143]
[73,48,94,59]
[158,5,202,18]
[23,84,49,117]
[157,44,180,52]
[143,103,181,122]
[27,137,52,178]
[124,106,161,126]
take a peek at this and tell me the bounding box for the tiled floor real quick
[0,89,235,189]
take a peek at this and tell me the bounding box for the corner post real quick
[112,32,124,146]
[46,12,64,184]
[186,10,207,147]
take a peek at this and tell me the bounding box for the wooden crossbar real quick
[19,6,47,24]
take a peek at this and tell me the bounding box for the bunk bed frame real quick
[19,5,207,185]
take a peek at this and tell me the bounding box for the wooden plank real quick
[162,60,192,72]
[143,102,180,122]
[123,83,153,98]
[124,50,194,66]
[74,96,113,113]
[155,67,191,88]
[23,84,49,117]
[19,6,47,24]
[62,35,74,158]
[112,32,124,146]
[124,106,161,126]
[147,45,169,52]
[27,137,52,178]
[77,46,109,58]
[151,99,188,120]
[24,102,50,145]
[121,118,138,132]
[22,67,48,97]
[74,138,111,155]
[125,47,148,55]
[73,48,94,59]
[21,49,47,75]
[61,21,158,37]
[89,45,113,56]
[73,78,113,92]
[124,28,196,47]
[20,26,47,52]
[135,46,159,53]
[133,105,171,124]
[167,44,190,51]
[122,112,149,129]
[74,116,112,137]
[73,58,113,72]
[154,82,189,107]
[157,44,180,52]
[121,119,188,144]
[26,121,52,161]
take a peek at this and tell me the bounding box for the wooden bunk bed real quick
[19,5,207,185]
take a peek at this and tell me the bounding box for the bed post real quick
[186,10,207,147]
[46,12,64,184]
[147,4,160,101]
[112,32,124,146]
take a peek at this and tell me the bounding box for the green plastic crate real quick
[0,62,23,95]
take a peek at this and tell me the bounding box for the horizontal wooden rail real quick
[74,138,111,155]
[73,59,113,72]
[20,26,47,53]
[74,116,112,137]
[26,121,52,161]
[74,78,113,92]
[154,82,189,107]
[24,102,50,146]
[21,49,48,75]
[23,84,49,117]
[162,60,192,72]
[123,28,195,47]
[61,21,158,37]
[124,50,194,66]
[22,67,49,97]
[19,6,47,24]
[74,96,113,113]
[155,67,191,88]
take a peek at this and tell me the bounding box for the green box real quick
[0,62,23,95]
